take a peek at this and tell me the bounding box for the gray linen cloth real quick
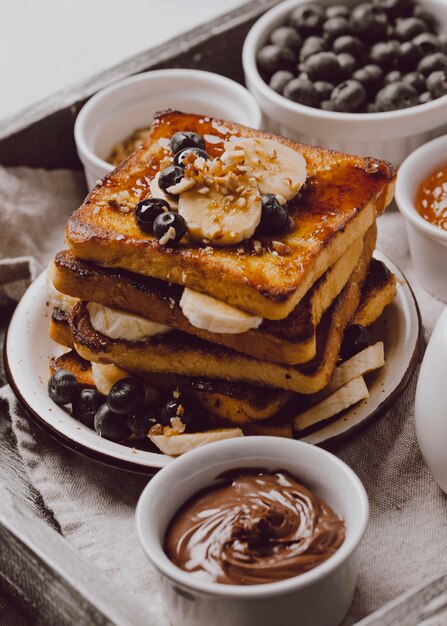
[0,165,446,625]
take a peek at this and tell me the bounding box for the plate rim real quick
[4,251,423,473]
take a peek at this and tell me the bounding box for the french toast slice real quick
[68,225,374,395]
[52,229,366,365]
[51,257,393,428]
[66,110,396,320]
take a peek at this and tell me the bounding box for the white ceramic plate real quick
[4,251,421,473]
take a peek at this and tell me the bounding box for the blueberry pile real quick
[257,0,447,113]
[48,370,194,443]
[135,131,210,243]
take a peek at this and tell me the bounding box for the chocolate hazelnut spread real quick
[164,468,345,585]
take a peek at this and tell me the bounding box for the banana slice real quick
[46,263,79,313]
[91,362,129,395]
[149,428,244,456]
[87,302,172,342]
[91,361,159,403]
[225,137,307,201]
[178,176,261,245]
[149,172,178,209]
[180,287,263,334]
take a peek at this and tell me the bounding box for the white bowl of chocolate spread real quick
[136,437,369,626]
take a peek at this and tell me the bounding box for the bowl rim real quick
[396,133,447,242]
[242,0,447,126]
[136,436,369,599]
[74,68,263,175]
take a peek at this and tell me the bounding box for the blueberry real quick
[153,211,187,244]
[258,193,290,234]
[72,388,105,428]
[413,33,440,56]
[48,370,80,406]
[320,99,336,111]
[331,79,366,112]
[375,81,418,110]
[395,17,427,42]
[173,147,210,169]
[158,166,184,194]
[127,407,158,438]
[299,36,326,62]
[288,4,325,35]
[332,35,366,59]
[427,71,447,99]
[283,77,318,106]
[337,53,358,79]
[107,378,146,416]
[419,90,432,104]
[326,5,349,19]
[257,44,296,78]
[303,52,341,82]
[269,70,294,93]
[170,131,205,155]
[385,70,402,84]
[94,404,130,442]
[350,3,388,43]
[353,64,384,95]
[270,26,302,51]
[135,197,170,234]
[369,41,399,71]
[322,16,352,42]
[314,80,334,101]
[397,41,423,72]
[418,53,447,77]
[341,324,371,360]
[413,5,438,32]
[402,71,426,93]
[373,0,414,18]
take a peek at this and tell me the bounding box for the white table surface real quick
[1,0,247,122]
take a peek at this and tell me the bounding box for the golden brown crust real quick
[66,111,396,320]
[49,308,74,348]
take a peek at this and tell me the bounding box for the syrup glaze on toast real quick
[66,111,396,320]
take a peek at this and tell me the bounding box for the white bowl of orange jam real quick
[396,134,447,302]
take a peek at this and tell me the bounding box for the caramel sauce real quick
[416,164,447,231]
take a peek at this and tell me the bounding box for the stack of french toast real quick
[47,110,397,455]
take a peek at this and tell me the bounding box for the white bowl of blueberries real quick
[243,0,447,164]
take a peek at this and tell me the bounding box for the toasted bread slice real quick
[66,110,396,320]
[69,225,373,395]
[352,258,397,327]
[49,308,74,348]
[50,351,94,387]
[52,228,367,365]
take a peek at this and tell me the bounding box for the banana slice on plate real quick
[149,172,178,209]
[178,176,261,245]
[180,287,263,334]
[91,362,159,403]
[91,362,129,395]
[46,263,79,313]
[225,137,307,201]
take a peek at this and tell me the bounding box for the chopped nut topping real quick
[159,226,177,246]
[173,389,181,399]
[276,194,287,206]
[166,177,196,195]
[252,240,263,254]
[271,241,291,256]
[170,416,186,433]
[149,423,163,436]
[169,297,176,310]
[92,206,101,215]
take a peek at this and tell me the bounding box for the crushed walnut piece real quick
[271,240,291,256]
[149,423,163,437]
